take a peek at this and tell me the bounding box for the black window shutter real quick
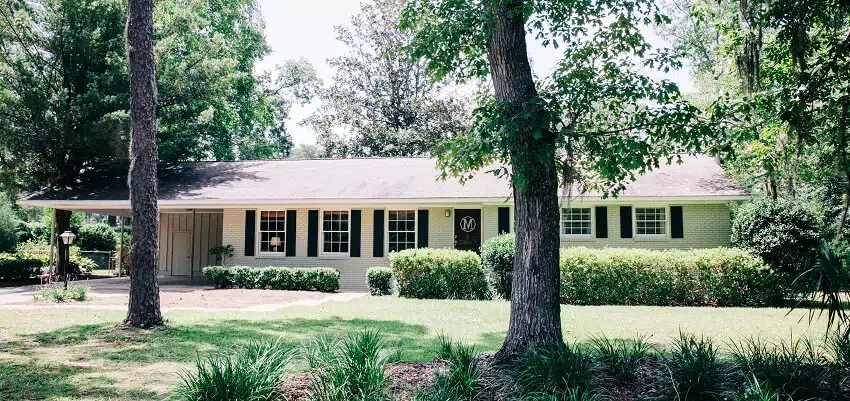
[595,206,608,238]
[373,210,385,257]
[620,206,633,238]
[286,210,297,256]
[417,210,429,248]
[350,210,361,257]
[671,206,684,238]
[498,207,510,234]
[307,210,319,257]
[244,210,255,256]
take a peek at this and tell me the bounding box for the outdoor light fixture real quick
[444,210,451,218]
[59,230,76,245]
[270,236,281,252]
[59,230,75,289]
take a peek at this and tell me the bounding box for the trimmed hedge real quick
[560,247,787,307]
[202,266,340,292]
[481,233,515,299]
[366,267,393,296]
[0,253,44,281]
[389,248,489,300]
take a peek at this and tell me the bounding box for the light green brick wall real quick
[219,203,731,290]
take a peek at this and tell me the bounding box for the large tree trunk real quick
[55,209,71,277]
[487,0,564,361]
[124,0,161,328]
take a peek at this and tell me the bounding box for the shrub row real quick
[559,247,787,307]
[389,248,489,300]
[202,266,340,292]
[479,234,787,306]
[0,253,44,281]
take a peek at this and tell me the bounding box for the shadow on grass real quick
[0,360,160,400]
[19,317,493,364]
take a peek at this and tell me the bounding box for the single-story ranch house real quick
[18,155,748,290]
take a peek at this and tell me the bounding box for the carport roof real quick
[17,155,748,209]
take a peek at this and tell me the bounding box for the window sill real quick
[318,254,350,260]
[633,236,669,242]
[255,254,287,259]
[561,235,594,242]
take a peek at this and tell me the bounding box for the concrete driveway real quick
[0,277,364,311]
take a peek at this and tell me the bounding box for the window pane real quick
[635,208,666,235]
[258,210,286,253]
[388,209,417,253]
[561,208,591,235]
[321,210,350,254]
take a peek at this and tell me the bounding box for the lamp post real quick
[59,230,76,289]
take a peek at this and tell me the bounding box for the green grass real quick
[0,296,833,400]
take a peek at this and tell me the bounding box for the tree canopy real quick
[307,0,470,158]
[0,0,317,195]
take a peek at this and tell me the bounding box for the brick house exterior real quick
[19,156,748,290]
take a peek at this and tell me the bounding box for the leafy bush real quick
[0,199,21,253]
[32,284,88,302]
[731,337,832,400]
[304,330,389,401]
[174,340,293,401]
[515,343,599,399]
[68,249,97,274]
[732,200,821,277]
[481,233,515,299]
[0,253,44,281]
[589,335,654,382]
[76,223,118,251]
[559,247,787,307]
[666,332,730,401]
[389,248,489,300]
[202,266,339,292]
[366,267,393,296]
[203,266,233,289]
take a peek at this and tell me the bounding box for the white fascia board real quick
[18,194,749,210]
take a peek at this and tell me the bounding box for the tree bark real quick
[487,0,564,361]
[55,209,71,277]
[124,0,162,328]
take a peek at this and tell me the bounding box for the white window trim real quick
[560,206,594,238]
[632,205,670,239]
[385,209,418,254]
[319,209,351,258]
[256,209,287,257]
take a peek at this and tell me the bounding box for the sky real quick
[255,0,695,145]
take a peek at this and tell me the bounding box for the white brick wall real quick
[219,203,731,290]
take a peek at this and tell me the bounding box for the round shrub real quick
[481,234,515,299]
[732,200,821,277]
[77,223,118,251]
[366,267,393,296]
[202,266,233,289]
[559,247,787,307]
[389,248,489,300]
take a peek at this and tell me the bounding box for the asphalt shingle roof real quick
[21,155,747,203]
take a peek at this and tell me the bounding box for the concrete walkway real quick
[0,277,366,312]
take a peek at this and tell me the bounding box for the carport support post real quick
[49,208,56,279]
[118,217,125,277]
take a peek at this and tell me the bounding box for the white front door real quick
[170,232,192,276]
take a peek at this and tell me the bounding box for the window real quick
[388,210,416,253]
[322,210,349,254]
[259,210,286,253]
[635,207,666,236]
[561,208,592,236]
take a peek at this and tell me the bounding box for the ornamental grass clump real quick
[514,343,600,400]
[589,335,654,382]
[417,336,481,401]
[666,332,731,401]
[174,339,293,401]
[304,330,390,401]
[731,336,832,400]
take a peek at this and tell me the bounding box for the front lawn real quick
[0,297,830,400]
